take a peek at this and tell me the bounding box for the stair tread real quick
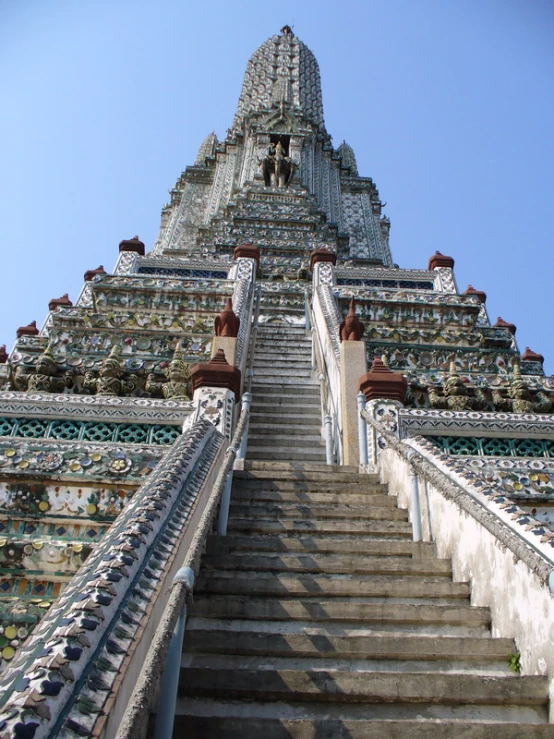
[202,553,451,576]
[190,596,490,624]
[179,665,547,703]
[173,712,552,738]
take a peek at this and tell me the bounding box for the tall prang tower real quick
[0,27,553,738]
[153,25,392,269]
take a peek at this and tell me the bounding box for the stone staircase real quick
[171,459,552,737]
[160,316,552,736]
[245,323,327,463]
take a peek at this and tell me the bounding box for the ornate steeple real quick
[232,27,325,132]
[153,28,394,267]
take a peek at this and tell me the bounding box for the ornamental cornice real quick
[92,275,234,293]
[0,391,194,423]
[137,255,233,273]
[332,286,480,309]
[0,436,166,482]
[335,267,436,281]
[398,407,554,439]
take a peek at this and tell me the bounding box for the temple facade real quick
[0,26,553,738]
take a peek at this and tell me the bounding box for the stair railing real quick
[360,407,554,583]
[310,303,342,464]
[116,399,252,739]
[127,287,262,737]
[244,283,262,395]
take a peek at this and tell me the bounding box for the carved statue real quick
[339,298,365,341]
[443,363,474,411]
[83,345,138,397]
[11,344,73,394]
[262,141,295,188]
[421,358,554,414]
[214,297,240,338]
[505,360,552,414]
[145,344,191,401]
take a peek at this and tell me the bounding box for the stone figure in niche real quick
[146,344,191,401]
[83,344,138,397]
[502,360,552,414]
[339,298,364,341]
[11,344,73,393]
[442,363,474,411]
[262,141,295,188]
[214,298,240,338]
[420,357,553,413]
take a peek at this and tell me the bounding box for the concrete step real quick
[179,665,547,707]
[227,502,408,521]
[250,414,322,427]
[239,461,367,477]
[254,342,312,354]
[253,366,313,378]
[183,625,515,663]
[253,347,312,359]
[253,357,313,368]
[250,380,320,393]
[257,329,309,338]
[173,710,553,738]
[250,399,321,410]
[255,338,310,347]
[246,448,326,462]
[247,434,323,446]
[252,363,313,374]
[248,423,321,435]
[250,412,322,425]
[190,595,490,628]
[207,534,436,558]
[249,394,321,405]
[258,326,310,337]
[258,305,304,312]
[202,553,451,577]
[233,482,391,495]
[195,571,469,600]
[227,517,413,538]
[233,478,386,493]
[230,490,397,506]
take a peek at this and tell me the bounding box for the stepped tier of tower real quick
[196,185,344,271]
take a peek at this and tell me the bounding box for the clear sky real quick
[1,0,553,373]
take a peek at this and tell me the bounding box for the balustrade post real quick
[324,414,334,465]
[357,392,368,467]
[236,392,252,461]
[153,567,195,739]
[407,453,423,542]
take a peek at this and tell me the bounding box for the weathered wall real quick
[379,446,554,701]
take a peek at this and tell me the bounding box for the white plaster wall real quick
[379,447,554,694]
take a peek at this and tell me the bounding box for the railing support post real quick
[357,392,368,467]
[409,468,423,542]
[153,567,195,739]
[217,472,233,536]
[324,414,334,465]
[304,289,311,331]
[236,392,252,461]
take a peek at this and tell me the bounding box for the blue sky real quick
[1,0,553,373]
